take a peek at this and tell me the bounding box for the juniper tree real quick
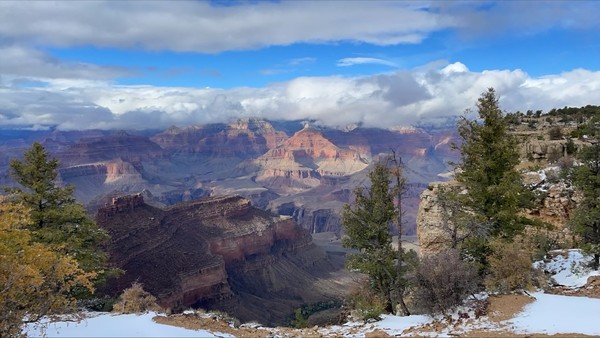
[342,161,410,315]
[453,88,533,268]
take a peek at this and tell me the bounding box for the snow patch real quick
[24,312,228,338]
[534,249,600,288]
[507,292,600,336]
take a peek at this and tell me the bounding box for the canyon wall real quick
[96,194,348,325]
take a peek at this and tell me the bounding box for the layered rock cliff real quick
[96,194,349,325]
[254,125,369,194]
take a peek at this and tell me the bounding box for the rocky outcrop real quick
[96,194,346,325]
[523,169,580,242]
[417,172,579,256]
[416,181,463,256]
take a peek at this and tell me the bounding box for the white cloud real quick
[2,63,600,130]
[337,57,398,68]
[0,1,595,54]
[0,1,451,53]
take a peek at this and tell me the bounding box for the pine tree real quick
[342,161,409,315]
[569,118,600,270]
[7,143,110,278]
[454,88,532,239]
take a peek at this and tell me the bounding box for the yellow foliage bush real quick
[485,238,538,293]
[0,197,95,337]
[113,282,160,314]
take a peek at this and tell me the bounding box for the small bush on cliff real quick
[410,249,479,315]
[113,282,160,314]
[484,238,544,293]
[548,126,563,140]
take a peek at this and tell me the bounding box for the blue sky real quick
[0,1,599,130]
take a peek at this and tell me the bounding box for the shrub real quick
[548,126,563,140]
[547,148,562,163]
[565,138,577,155]
[410,249,479,315]
[113,282,160,314]
[347,282,386,322]
[485,239,540,293]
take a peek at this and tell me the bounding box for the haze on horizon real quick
[0,1,599,131]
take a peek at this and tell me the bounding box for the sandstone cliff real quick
[254,126,369,194]
[96,194,350,325]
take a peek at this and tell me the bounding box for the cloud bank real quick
[0,1,450,53]
[2,62,599,130]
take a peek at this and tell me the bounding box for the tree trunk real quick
[390,151,410,316]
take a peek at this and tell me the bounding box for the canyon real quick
[95,193,355,325]
[0,119,458,235]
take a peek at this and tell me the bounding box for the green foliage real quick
[342,161,409,314]
[7,143,112,282]
[454,88,532,240]
[289,300,342,328]
[347,282,386,322]
[292,308,308,328]
[568,125,600,269]
[547,104,600,118]
[0,197,95,337]
[565,138,577,155]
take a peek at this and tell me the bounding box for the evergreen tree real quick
[342,161,410,315]
[7,143,110,278]
[453,88,533,272]
[454,88,532,239]
[569,118,600,270]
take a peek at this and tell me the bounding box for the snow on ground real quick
[534,249,600,287]
[25,312,233,338]
[507,292,600,336]
[24,249,600,337]
[375,314,432,335]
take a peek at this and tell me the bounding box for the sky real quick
[0,0,599,130]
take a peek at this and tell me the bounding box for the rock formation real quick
[96,194,350,325]
[417,171,579,255]
[416,182,463,256]
[254,125,369,194]
[1,120,459,236]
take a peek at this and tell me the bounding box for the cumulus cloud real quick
[0,1,451,53]
[337,57,398,68]
[2,62,600,130]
